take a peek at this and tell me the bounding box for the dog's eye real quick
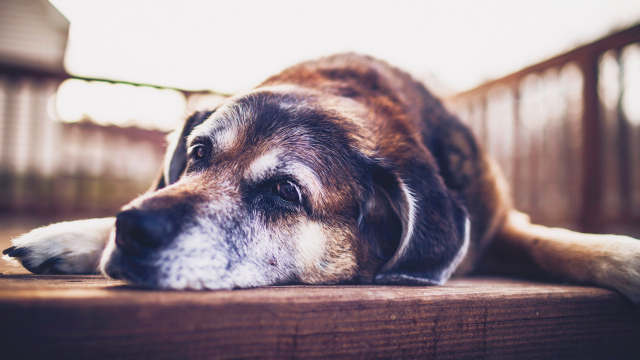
[191,144,209,161]
[273,181,300,203]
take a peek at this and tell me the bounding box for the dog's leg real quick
[490,210,640,303]
[2,218,115,274]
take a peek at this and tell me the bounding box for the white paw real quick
[2,218,115,274]
[591,235,640,304]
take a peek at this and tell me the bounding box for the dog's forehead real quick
[183,89,369,210]
[187,86,302,140]
[186,90,346,155]
[187,102,252,152]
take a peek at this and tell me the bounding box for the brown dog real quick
[4,54,640,302]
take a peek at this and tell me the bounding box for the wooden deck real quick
[1,275,638,359]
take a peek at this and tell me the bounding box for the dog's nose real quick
[115,209,175,254]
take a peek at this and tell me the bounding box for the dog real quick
[3,54,640,302]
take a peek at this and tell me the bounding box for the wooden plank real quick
[0,275,638,359]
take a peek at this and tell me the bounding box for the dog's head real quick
[100,84,469,290]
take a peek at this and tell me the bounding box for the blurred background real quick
[1,0,640,270]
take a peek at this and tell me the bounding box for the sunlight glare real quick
[622,44,640,125]
[55,79,186,131]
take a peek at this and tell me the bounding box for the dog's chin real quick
[103,250,218,290]
[99,238,277,291]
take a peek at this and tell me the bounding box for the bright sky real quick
[49,0,640,95]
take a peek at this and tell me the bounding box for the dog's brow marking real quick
[188,103,247,151]
[187,113,220,144]
[246,150,282,181]
[214,126,238,152]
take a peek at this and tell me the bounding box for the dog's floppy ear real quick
[150,110,217,191]
[368,158,469,286]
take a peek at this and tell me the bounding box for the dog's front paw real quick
[591,235,640,304]
[2,218,115,274]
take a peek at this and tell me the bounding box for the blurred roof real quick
[0,0,69,73]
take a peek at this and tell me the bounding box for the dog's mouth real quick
[100,208,188,287]
[102,237,163,286]
[100,223,255,291]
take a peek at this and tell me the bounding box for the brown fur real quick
[262,54,503,260]
[258,54,640,301]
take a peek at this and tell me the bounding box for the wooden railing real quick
[446,24,640,236]
[3,24,640,231]
[0,63,210,219]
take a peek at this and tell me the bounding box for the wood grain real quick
[0,275,638,359]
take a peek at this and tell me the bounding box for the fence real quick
[0,64,178,219]
[2,24,640,232]
[445,24,640,235]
